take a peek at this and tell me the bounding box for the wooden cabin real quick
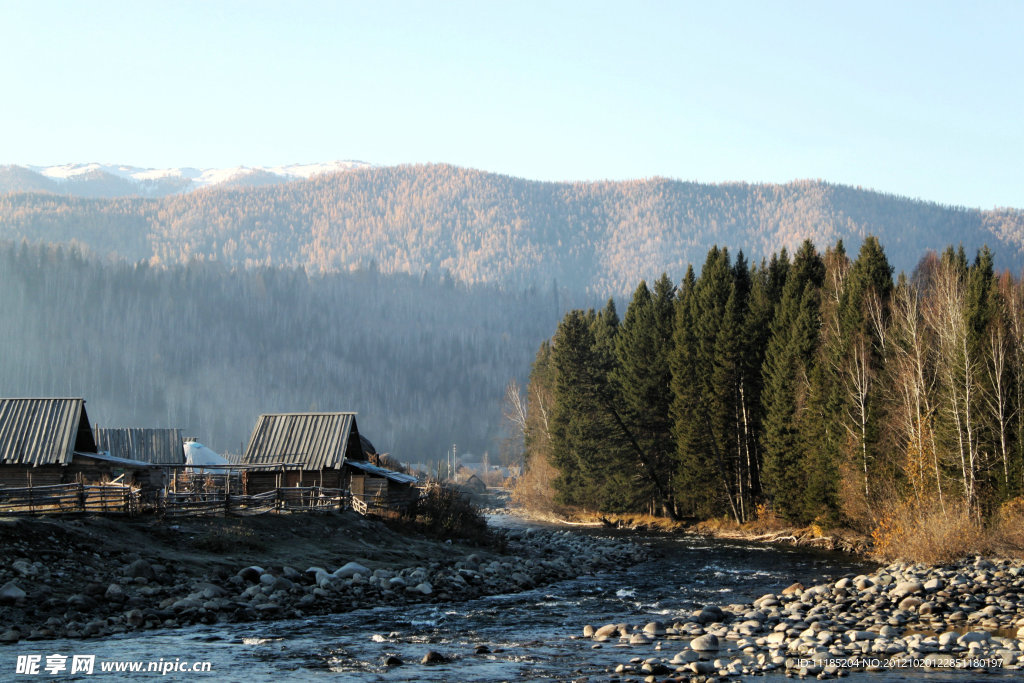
[240,412,368,493]
[239,412,417,512]
[0,398,162,493]
[344,459,419,512]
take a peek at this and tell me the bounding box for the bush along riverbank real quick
[583,556,1024,680]
[0,513,648,644]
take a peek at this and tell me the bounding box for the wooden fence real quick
[0,483,141,515]
[0,483,411,519]
[161,487,351,517]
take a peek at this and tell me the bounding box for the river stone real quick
[847,630,880,641]
[688,660,716,675]
[690,634,720,652]
[891,580,924,598]
[583,625,595,637]
[125,559,155,580]
[643,621,665,635]
[105,583,126,601]
[421,650,449,664]
[853,576,874,590]
[671,650,699,664]
[629,632,651,645]
[11,559,35,576]
[958,631,990,645]
[898,596,923,610]
[0,581,27,603]
[237,566,264,583]
[593,624,619,639]
[782,582,804,595]
[334,562,371,579]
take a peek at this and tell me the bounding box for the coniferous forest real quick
[0,240,568,460]
[519,237,1024,538]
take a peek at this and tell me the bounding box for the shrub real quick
[871,498,988,564]
[413,482,489,543]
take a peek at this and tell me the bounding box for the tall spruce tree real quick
[761,240,825,521]
[549,310,620,508]
[671,266,722,517]
[612,276,677,516]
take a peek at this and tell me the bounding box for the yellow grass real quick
[871,498,990,565]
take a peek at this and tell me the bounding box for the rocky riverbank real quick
[583,555,1024,680]
[0,512,647,644]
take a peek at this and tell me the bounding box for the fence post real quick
[225,492,231,517]
[78,481,86,513]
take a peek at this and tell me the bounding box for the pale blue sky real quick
[1,0,1020,208]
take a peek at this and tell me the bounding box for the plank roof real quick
[94,428,185,465]
[0,398,97,466]
[241,412,366,469]
[344,459,418,485]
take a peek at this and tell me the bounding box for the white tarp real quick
[184,442,229,472]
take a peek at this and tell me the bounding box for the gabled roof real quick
[0,398,97,466]
[241,412,366,469]
[94,427,185,464]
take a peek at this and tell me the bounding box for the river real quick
[2,515,1012,681]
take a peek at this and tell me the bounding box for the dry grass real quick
[871,498,990,565]
[572,511,687,531]
[510,453,566,516]
[992,497,1024,555]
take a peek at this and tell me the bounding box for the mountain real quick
[0,161,371,198]
[1,164,1021,295]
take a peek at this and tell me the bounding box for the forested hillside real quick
[2,164,1021,296]
[519,238,1024,541]
[0,241,568,460]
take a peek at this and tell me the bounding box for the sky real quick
[0,0,1021,209]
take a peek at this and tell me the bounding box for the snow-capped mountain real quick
[0,161,372,198]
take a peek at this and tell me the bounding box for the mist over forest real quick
[0,241,571,461]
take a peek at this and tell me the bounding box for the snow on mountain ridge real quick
[25,161,372,191]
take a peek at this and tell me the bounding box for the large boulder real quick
[690,634,720,652]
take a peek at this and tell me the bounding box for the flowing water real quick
[1,516,1012,681]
